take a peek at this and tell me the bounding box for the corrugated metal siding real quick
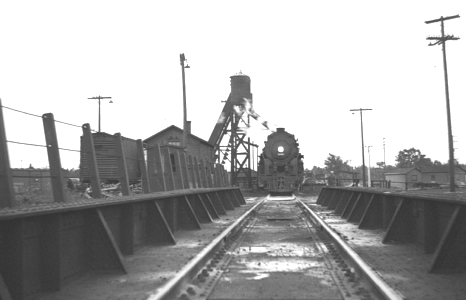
[80,133,140,183]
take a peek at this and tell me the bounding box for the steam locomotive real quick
[258,128,304,190]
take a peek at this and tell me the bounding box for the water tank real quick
[230,71,252,105]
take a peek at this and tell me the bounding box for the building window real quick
[170,154,176,172]
[431,175,436,182]
[411,175,418,181]
[168,141,181,146]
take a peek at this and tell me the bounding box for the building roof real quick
[420,165,466,173]
[385,167,421,175]
[143,125,214,148]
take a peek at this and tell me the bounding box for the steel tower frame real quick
[209,95,254,188]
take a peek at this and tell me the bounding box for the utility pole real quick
[350,108,372,187]
[366,146,373,187]
[88,96,112,132]
[180,53,190,150]
[426,14,460,192]
[383,138,386,169]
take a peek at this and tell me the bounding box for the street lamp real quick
[180,53,190,149]
[350,108,372,187]
[88,96,112,132]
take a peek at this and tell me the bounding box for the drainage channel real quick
[148,197,405,300]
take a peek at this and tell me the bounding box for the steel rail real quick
[146,198,266,300]
[297,198,406,300]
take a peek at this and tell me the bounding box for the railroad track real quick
[147,196,405,300]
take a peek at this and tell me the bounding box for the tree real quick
[433,160,443,166]
[324,153,350,175]
[303,168,314,178]
[376,162,385,168]
[395,148,433,168]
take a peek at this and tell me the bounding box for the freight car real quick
[258,128,304,191]
[80,132,141,184]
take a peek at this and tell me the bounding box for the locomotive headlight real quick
[277,146,284,155]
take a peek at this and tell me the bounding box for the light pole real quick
[180,53,190,149]
[88,96,112,132]
[350,108,372,187]
[366,146,373,187]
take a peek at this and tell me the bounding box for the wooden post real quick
[161,147,175,191]
[114,133,130,196]
[173,150,184,190]
[206,161,213,188]
[216,164,224,187]
[199,158,208,188]
[211,163,219,187]
[42,113,67,203]
[179,151,190,189]
[221,165,228,187]
[82,124,102,198]
[136,139,150,194]
[193,156,202,188]
[153,144,166,192]
[215,163,221,187]
[188,155,198,188]
[0,99,16,208]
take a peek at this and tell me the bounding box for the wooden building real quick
[144,125,215,191]
[144,125,214,163]
[11,168,51,193]
[384,167,422,189]
[420,165,466,186]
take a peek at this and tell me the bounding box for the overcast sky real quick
[1,1,465,171]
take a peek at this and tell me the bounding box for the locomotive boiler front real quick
[259,128,303,191]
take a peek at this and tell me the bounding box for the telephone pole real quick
[350,108,372,187]
[383,138,386,169]
[425,14,460,192]
[366,146,373,187]
[88,96,112,132]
